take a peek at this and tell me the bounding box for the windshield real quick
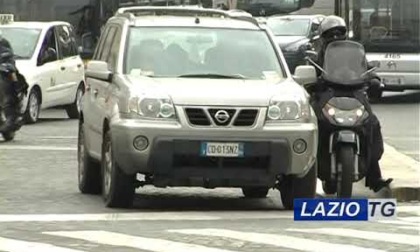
[0,27,41,59]
[266,18,310,36]
[350,0,419,53]
[124,27,284,80]
[322,41,368,85]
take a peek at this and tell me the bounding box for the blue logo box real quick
[294,198,397,221]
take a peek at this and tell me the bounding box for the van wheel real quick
[279,162,317,210]
[101,131,135,208]
[25,89,40,124]
[242,187,269,198]
[78,121,101,194]
[66,85,84,119]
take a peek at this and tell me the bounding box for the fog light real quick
[293,139,307,154]
[133,136,149,151]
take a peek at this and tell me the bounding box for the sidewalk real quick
[380,143,420,202]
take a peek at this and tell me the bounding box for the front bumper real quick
[110,109,317,188]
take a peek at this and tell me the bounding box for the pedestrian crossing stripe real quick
[0,227,417,252]
[43,231,238,252]
[167,229,384,252]
[0,236,84,252]
[286,228,420,245]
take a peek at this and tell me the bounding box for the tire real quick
[336,145,355,198]
[2,131,15,141]
[242,187,269,198]
[101,130,135,208]
[25,89,41,124]
[322,181,337,195]
[66,85,84,119]
[78,121,101,194]
[280,162,317,210]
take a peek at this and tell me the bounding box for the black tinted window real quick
[56,25,77,58]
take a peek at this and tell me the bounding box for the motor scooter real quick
[303,40,379,198]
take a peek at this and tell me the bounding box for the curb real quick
[381,143,420,202]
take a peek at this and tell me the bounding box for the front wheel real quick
[25,89,41,124]
[279,162,317,210]
[2,131,15,141]
[66,85,84,119]
[336,145,355,198]
[101,131,136,208]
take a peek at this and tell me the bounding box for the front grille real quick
[234,109,258,126]
[208,108,235,126]
[173,155,270,170]
[185,107,259,127]
[185,108,210,126]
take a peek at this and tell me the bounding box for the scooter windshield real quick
[322,40,369,86]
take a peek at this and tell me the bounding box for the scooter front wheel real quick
[336,145,355,198]
[2,131,15,141]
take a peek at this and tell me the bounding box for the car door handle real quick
[93,89,98,96]
[60,66,66,71]
[77,64,82,68]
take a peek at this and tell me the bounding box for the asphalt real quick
[0,107,419,252]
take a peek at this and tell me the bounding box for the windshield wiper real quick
[13,55,26,59]
[177,73,247,79]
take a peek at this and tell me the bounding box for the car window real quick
[266,18,311,36]
[93,26,111,61]
[107,27,121,71]
[37,27,58,65]
[124,27,284,80]
[99,26,116,62]
[56,25,78,59]
[0,27,41,59]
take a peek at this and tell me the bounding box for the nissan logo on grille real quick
[214,110,230,124]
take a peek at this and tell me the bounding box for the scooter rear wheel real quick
[336,145,355,198]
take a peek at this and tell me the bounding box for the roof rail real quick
[115,6,259,26]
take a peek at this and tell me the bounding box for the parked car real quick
[78,6,319,210]
[265,14,325,74]
[0,19,85,123]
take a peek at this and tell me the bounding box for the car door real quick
[35,27,61,108]
[54,24,84,105]
[84,25,118,156]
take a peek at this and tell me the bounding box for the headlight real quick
[128,95,176,119]
[266,94,311,122]
[322,103,367,126]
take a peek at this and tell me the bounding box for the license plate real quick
[200,142,244,157]
[382,77,404,85]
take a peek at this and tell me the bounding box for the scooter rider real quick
[310,15,392,193]
[0,34,28,131]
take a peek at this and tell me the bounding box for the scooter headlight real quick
[322,103,367,126]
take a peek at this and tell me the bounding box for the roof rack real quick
[115,6,259,26]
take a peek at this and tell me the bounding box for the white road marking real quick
[0,211,292,223]
[377,220,419,226]
[397,205,420,214]
[287,228,420,246]
[397,226,420,231]
[0,145,76,151]
[0,236,85,252]
[44,230,239,252]
[168,229,384,252]
[398,216,420,223]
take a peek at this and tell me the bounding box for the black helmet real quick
[320,15,347,43]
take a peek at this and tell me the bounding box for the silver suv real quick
[77,6,319,209]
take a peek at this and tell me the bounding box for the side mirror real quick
[310,34,320,42]
[369,60,380,68]
[86,61,113,82]
[304,50,318,61]
[293,65,317,85]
